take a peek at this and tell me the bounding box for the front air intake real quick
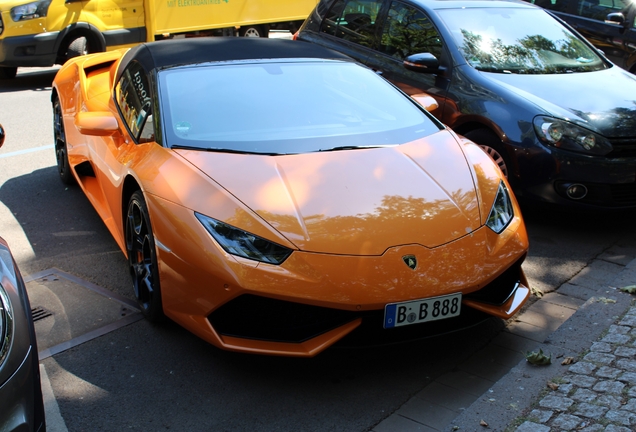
[209,294,359,343]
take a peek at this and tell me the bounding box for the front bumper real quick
[149,195,530,357]
[0,32,59,67]
[515,141,636,208]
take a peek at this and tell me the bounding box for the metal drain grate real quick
[31,306,53,322]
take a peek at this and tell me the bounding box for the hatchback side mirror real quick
[605,12,625,26]
[404,53,440,73]
[0,124,5,148]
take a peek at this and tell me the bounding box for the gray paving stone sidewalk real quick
[372,248,636,431]
[445,257,636,432]
[514,303,636,432]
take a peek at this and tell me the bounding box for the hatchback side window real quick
[115,61,155,143]
[577,0,631,21]
[320,0,383,48]
[379,2,443,60]
[531,0,572,13]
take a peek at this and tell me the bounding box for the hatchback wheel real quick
[465,129,510,179]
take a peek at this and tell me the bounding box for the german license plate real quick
[384,293,462,328]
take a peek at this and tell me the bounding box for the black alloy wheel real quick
[126,191,165,322]
[465,129,510,179]
[53,97,74,184]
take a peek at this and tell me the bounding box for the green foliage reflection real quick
[459,29,604,74]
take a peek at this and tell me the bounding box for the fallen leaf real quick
[525,348,552,365]
[480,419,488,427]
[531,287,544,298]
[620,285,636,294]
[561,357,575,365]
[597,297,617,304]
[547,382,559,390]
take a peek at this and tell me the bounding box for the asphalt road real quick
[1,65,634,432]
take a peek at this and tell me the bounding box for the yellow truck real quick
[0,0,317,78]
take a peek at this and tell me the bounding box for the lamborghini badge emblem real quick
[402,255,417,270]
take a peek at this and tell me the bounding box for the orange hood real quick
[176,131,481,255]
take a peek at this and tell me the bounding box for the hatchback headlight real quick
[486,182,514,234]
[196,213,292,265]
[10,0,52,21]
[533,116,612,156]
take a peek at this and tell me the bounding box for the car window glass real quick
[379,1,443,60]
[577,0,632,20]
[438,7,608,74]
[115,61,154,143]
[159,61,441,154]
[320,0,383,48]
[530,0,573,13]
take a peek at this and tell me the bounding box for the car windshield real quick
[158,60,441,154]
[437,7,608,74]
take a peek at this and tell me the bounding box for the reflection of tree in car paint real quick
[228,191,478,249]
[221,192,523,300]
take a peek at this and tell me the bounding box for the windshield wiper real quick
[318,144,394,153]
[171,144,280,156]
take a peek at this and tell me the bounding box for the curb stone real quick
[444,257,636,432]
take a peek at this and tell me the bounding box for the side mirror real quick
[75,112,119,136]
[0,124,5,148]
[605,12,625,26]
[404,53,440,73]
[410,93,439,112]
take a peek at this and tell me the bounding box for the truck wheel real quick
[67,37,89,59]
[239,25,268,38]
[0,67,17,79]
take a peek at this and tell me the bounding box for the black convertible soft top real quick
[116,37,353,82]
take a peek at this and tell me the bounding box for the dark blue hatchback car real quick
[297,0,636,208]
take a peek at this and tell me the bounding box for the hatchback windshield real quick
[159,60,441,154]
[437,7,608,74]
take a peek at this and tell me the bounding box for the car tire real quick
[126,191,165,322]
[0,67,17,79]
[239,25,268,38]
[53,97,75,185]
[464,129,511,179]
[67,37,89,60]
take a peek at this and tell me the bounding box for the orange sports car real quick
[52,38,530,357]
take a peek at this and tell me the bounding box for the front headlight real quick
[196,213,292,265]
[533,116,612,156]
[10,0,52,21]
[486,181,513,234]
